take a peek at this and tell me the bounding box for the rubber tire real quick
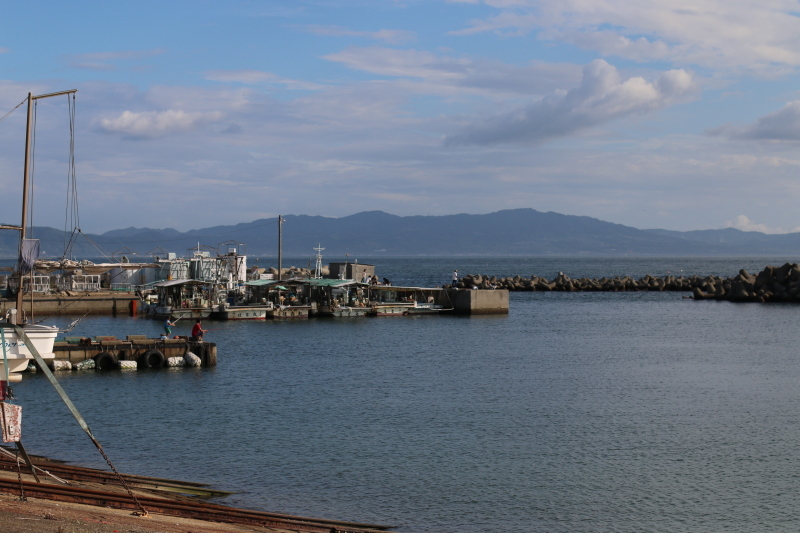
[190,344,207,366]
[93,351,117,371]
[138,349,165,369]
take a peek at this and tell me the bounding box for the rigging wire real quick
[0,98,27,127]
[74,229,115,262]
[63,93,80,259]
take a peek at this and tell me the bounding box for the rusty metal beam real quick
[0,478,393,532]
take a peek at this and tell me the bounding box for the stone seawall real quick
[452,263,800,303]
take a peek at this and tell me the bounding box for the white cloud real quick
[447,1,800,73]
[66,49,166,71]
[445,59,696,145]
[95,109,225,139]
[325,46,582,97]
[204,69,325,91]
[709,101,800,141]
[303,25,415,44]
[724,215,800,234]
[205,70,279,84]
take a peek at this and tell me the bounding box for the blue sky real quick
[2,0,800,235]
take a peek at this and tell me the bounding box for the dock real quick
[47,335,217,370]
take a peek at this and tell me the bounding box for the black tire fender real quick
[93,351,117,371]
[138,349,165,369]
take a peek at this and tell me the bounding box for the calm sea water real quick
[11,257,800,533]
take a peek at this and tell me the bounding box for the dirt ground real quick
[0,492,289,533]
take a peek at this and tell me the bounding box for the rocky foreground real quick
[453,263,800,303]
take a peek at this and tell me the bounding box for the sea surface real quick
[10,256,800,533]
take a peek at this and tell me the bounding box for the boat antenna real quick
[313,244,324,279]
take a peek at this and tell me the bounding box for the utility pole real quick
[277,215,283,281]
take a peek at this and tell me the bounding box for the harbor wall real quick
[0,293,138,316]
[440,289,509,315]
[454,263,800,303]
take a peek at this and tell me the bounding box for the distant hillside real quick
[1,209,798,258]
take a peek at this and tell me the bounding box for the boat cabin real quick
[151,279,214,319]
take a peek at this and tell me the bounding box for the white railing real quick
[71,275,101,292]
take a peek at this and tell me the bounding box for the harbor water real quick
[11,256,800,532]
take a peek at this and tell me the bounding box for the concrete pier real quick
[436,289,509,315]
[0,291,138,316]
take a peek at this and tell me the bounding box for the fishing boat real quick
[211,302,271,320]
[303,278,371,317]
[367,286,452,316]
[242,278,314,319]
[0,320,58,375]
[267,304,312,319]
[149,279,213,320]
[407,301,452,314]
[0,91,77,380]
[318,304,371,317]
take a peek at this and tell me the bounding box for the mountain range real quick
[6,209,800,259]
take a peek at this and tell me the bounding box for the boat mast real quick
[16,90,77,321]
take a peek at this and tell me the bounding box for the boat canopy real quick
[245,278,363,288]
[303,279,362,287]
[152,279,209,287]
[368,285,442,292]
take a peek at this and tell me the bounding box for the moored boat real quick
[407,301,452,314]
[371,302,414,316]
[318,304,371,317]
[0,323,58,378]
[211,303,270,320]
[149,279,213,319]
[268,305,312,319]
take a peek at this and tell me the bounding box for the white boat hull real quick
[221,307,269,320]
[154,306,211,320]
[319,305,371,317]
[0,324,58,373]
[372,304,413,316]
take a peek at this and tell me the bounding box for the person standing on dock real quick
[164,316,176,336]
[452,269,459,288]
[191,319,208,341]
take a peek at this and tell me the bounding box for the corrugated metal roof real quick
[245,279,284,287]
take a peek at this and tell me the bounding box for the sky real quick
[2,1,800,235]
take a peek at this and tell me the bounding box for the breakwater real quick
[454,262,800,303]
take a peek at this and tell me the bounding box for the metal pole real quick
[15,94,33,316]
[277,215,283,281]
